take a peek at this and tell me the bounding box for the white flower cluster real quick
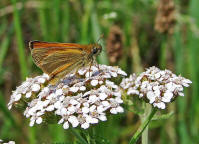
[120,66,192,109]
[0,139,15,144]
[8,65,126,129]
[8,73,49,110]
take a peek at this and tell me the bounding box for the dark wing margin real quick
[29,40,40,51]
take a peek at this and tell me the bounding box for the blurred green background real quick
[0,0,198,143]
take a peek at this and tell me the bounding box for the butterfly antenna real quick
[97,34,104,44]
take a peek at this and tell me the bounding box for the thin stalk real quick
[52,0,61,41]
[174,26,191,143]
[91,7,109,65]
[61,0,70,41]
[129,108,157,144]
[70,129,88,144]
[0,91,17,129]
[159,35,167,69]
[81,0,92,43]
[0,24,13,68]
[141,104,151,144]
[188,0,199,140]
[11,0,28,80]
[38,6,49,41]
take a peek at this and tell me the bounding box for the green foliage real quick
[0,0,198,143]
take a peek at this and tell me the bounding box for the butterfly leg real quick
[88,62,92,77]
[93,57,100,72]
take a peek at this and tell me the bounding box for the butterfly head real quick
[91,44,102,56]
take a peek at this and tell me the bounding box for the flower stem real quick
[70,129,88,144]
[129,108,157,144]
[141,104,151,144]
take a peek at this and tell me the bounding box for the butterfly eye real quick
[92,47,98,54]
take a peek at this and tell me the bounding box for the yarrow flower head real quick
[8,65,126,129]
[0,139,15,144]
[120,66,192,109]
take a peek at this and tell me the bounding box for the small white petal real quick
[25,92,32,98]
[63,121,69,129]
[83,102,89,107]
[110,108,117,114]
[154,73,161,79]
[153,102,166,109]
[178,92,184,96]
[22,81,30,88]
[98,115,107,121]
[91,80,98,86]
[69,87,79,93]
[88,95,98,103]
[59,95,65,101]
[70,99,79,105]
[110,71,118,77]
[80,86,86,91]
[68,116,79,127]
[166,82,175,92]
[60,108,68,115]
[102,101,110,107]
[97,105,104,113]
[146,91,156,104]
[43,73,50,79]
[182,82,190,87]
[46,105,55,111]
[15,94,21,101]
[89,105,96,112]
[162,91,173,103]
[113,92,121,97]
[153,85,159,91]
[58,118,64,124]
[83,91,91,97]
[154,89,161,97]
[47,93,55,100]
[117,69,127,76]
[127,89,139,95]
[54,101,62,109]
[99,81,103,85]
[99,85,109,92]
[91,66,98,71]
[85,71,93,78]
[38,77,46,83]
[29,120,35,127]
[42,100,50,107]
[78,69,87,75]
[8,105,12,110]
[36,117,42,124]
[104,73,111,78]
[82,107,90,114]
[56,89,63,96]
[115,97,123,104]
[31,84,40,92]
[81,123,90,129]
[183,78,192,84]
[85,115,93,123]
[99,93,108,100]
[91,118,99,124]
[116,106,124,113]
[68,106,76,113]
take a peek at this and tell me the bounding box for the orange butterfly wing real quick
[29,41,87,77]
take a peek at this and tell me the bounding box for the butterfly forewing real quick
[30,41,87,78]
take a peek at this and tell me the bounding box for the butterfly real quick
[29,41,102,85]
